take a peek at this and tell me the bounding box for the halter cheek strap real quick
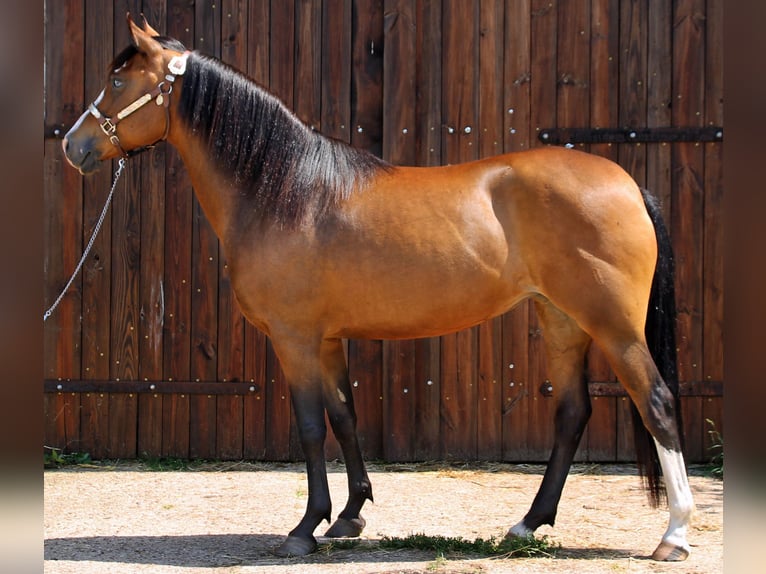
[88,51,190,157]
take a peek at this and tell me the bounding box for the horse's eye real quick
[111,77,124,89]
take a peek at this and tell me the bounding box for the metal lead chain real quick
[43,158,127,322]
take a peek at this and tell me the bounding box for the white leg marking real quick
[507,519,534,538]
[654,440,694,554]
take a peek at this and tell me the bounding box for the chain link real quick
[44,158,127,322]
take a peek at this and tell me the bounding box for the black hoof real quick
[324,515,366,538]
[273,535,317,557]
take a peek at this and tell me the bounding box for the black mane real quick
[176,51,390,227]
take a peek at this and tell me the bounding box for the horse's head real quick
[63,14,187,174]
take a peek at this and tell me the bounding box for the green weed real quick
[43,447,91,468]
[378,532,559,558]
[706,418,723,479]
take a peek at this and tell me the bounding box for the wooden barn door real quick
[44,0,722,463]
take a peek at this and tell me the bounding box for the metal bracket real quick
[538,126,723,145]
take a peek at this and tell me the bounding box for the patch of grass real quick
[44,447,91,468]
[705,418,723,479]
[379,532,559,559]
[138,455,199,471]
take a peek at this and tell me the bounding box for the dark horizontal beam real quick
[44,379,261,395]
[587,380,722,397]
[538,126,723,145]
[44,379,721,397]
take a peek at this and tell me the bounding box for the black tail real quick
[634,188,681,507]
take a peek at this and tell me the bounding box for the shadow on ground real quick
[45,533,640,568]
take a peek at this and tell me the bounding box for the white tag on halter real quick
[167,52,189,76]
[156,94,164,106]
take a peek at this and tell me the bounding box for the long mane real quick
[176,52,390,227]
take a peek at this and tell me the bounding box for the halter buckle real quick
[100,118,116,135]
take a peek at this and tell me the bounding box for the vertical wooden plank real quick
[322,0,352,143]
[415,0,442,166]
[703,0,723,389]
[383,0,416,165]
[586,0,621,462]
[672,0,706,461]
[189,0,223,459]
[525,0,556,461]
[215,0,248,461]
[44,0,83,386]
[557,0,607,462]
[348,0,385,460]
[260,1,295,461]
[105,0,144,460]
[383,340,416,461]
[137,139,167,457]
[351,0,384,157]
[501,0,531,461]
[319,0,353,461]
[243,0,271,461]
[136,0,169,459]
[295,0,322,129]
[381,0,417,461]
[587,0,620,395]
[410,0,443,460]
[349,340,384,459]
[440,0,479,460]
[162,0,195,458]
[646,0,673,219]
[217,0,248,457]
[79,0,115,460]
[265,339,292,461]
[614,0,649,462]
[475,0,505,461]
[629,0,672,464]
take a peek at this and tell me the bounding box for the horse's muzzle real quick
[62,134,102,175]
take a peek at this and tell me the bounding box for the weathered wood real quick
[703,0,724,385]
[526,0,557,461]
[501,0,532,462]
[672,0,707,462]
[348,0,386,460]
[440,0,479,460]
[43,0,724,464]
[475,0,505,461]
[411,0,442,461]
[161,0,196,458]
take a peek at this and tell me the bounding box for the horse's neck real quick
[168,130,240,245]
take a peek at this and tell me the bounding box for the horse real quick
[62,14,694,561]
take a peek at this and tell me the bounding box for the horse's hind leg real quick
[508,298,592,537]
[320,339,374,538]
[596,336,694,560]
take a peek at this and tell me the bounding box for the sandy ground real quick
[44,461,722,573]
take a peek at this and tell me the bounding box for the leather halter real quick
[88,52,190,158]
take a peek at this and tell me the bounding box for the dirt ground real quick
[44,461,722,573]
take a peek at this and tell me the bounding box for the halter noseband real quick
[88,51,190,158]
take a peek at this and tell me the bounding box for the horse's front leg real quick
[320,339,373,538]
[272,343,332,557]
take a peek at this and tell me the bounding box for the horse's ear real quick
[139,13,161,37]
[126,12,160,55]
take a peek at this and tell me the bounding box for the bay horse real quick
[62,15,694,561]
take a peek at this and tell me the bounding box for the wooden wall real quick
[44,0,723,463]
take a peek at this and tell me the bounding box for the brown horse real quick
[62,15,694,561]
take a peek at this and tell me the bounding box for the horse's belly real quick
[325,272,527,340]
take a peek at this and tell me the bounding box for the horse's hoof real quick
[273,535,317,557]
[505,521,534,539]
[651,540,690,561]
[324,515,366,538]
